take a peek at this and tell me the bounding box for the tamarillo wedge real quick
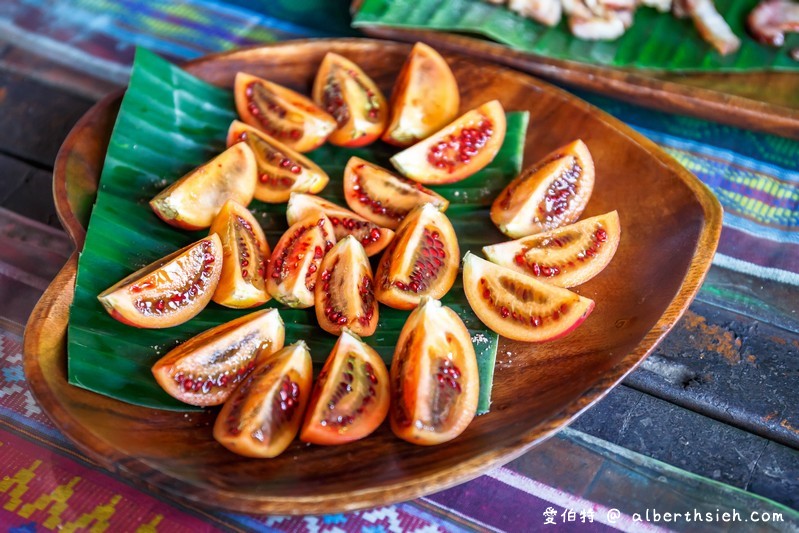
[152,309,284,406]
[343,157,449,230]
[313,52,388,147]
[390,297,479,446]
[97,235,223,329]
[375,203,459,310]
[209,200,271,308]
[314,236,378,337]
[150,143,257,230]
[462,252,594,342]
[266,211,336,308]
[483,211,621,288]
[235,72,336,152]
[227,120,329,203]
[300,329,389,445]
[382,42,460,147]
[491,140,595,238]
[214,341,313,458]
[287,193,394,257]
[390,100,506,185]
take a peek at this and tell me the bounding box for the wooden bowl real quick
[24,38,722,514]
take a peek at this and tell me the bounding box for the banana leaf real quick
[353,0,799,72]
[68,48,528,413]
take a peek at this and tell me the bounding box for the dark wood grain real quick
[24,39,722,514]
[355,26,799,141]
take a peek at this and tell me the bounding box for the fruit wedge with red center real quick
[209,200,271,308]
[300,329,389,445]
[214,341,312,458]
[343,157,449,230]
[150,143,257,230]
[483,211,621,288]
[314,236,378,337]
[390,100,506,185]
[462,252,594,342]
[312,52,388,147]
[382,42,460,148]
[375,203,459,310]
[227,120,329,203]
[266,211,335,308]
[152,309,284,406]
[491,140,595,238]
[97,235,223,328]
[235,72,336,153]
[287,193,394,257]
[390,297,479,445]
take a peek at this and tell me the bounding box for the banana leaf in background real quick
[224,0,358,36]
[67,48,528,413]
[353,0,799,71]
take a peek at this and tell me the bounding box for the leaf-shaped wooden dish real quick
[24,39,721,514]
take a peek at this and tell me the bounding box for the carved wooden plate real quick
[24,39,722,514]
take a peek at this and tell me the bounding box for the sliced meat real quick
[747,0,799,46]
[568,10,633,39]
[684,0,741,55]
[641,0,673,12]
[508,0,563,26]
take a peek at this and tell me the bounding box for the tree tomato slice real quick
[214,341,312,458]
[97,235,223,329]
[227,120,329,203]
[390,100,506,185]
[382,42,460,147]
[152,309,284,406]
[300,329,389,445]
[312,52,388,147]
[390,298,479,445]
[235,72,336,153]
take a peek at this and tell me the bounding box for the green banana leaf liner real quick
[68,48,529,413]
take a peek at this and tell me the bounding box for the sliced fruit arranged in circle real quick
[483,211,621,288]
[234,72,336,153]
[390,100,507,185]
[300,329,389,445]
[227,120,329,203]
[286,193,394,257]
[97,235,223,328]
[343,157,449,230]
[214,341,312,458]
[314,236,378,337]
[491,139,595,238]
[390,297,479,446]
[382,42,460,148]
[150,143,257,230]
[312,53,388,147]
[209,200,271,308]
[151,309,284,406]
[266,211,336,308]
[462,252,594,342]
[375,203,459,310]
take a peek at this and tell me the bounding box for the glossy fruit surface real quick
[462,252,594,342]
[491,140,595,238]
[343,157,449,231]
[235,72,336,152]
[300,329,389,445]
[375,204,459,310]
[390,100,506,185]
[312,53,388,147]
[483,211,621,288]
[152,309,284,406]
[97,235,223,329]
[287,193,394,257]
[227,120,329,203]
[209,200,271,308]
[150,143,256,230]
[213,341,312,458]
[382,42,460,147]
[390,298,478,446]
[314,236,378,337]
[266,212,335,308]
